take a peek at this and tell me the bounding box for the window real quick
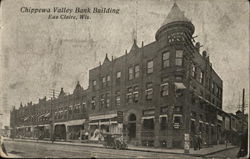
[128,67,133,80]
[134,65,140,78]
[106,75,110,86]
[212,82,215,94]
[175,50,183,66]
[116,71,121,79]
[92,80,96,90]
[175,75,183,81]
[143,118,154,130]
[161,107,168,114]
[174,106,182,112]
[115,91,121,106]
[82,103,86,112]
[127,87,133,103]
[191,64,195,77]
[102,77,106,88]
[161,77,169,97]
[162,51,170,68]
[91,97,96,110]
[106,93,110,108]
[160,116,168,130]
[147,60,153,74]
[173,115,181,124]
[100,94,105,109]
[146,82,153,100]
[200,72,204,84]
[133,85,139,103]
[194,67,198,79]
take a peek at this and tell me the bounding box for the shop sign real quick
[117,111,123,123]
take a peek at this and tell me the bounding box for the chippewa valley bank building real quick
[10,3,228,148]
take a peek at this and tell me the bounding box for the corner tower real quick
[155,3,195,42]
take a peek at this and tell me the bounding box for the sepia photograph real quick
[0,0,249,158]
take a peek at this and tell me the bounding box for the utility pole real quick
[241,88,245,132]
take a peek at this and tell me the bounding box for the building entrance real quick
[128,114,136,139]
[54,124,66,140]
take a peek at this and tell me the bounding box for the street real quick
[4,140,201,158]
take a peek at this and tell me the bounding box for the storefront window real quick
[143,118,154,130]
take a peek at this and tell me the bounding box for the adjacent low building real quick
[10,3,235,148]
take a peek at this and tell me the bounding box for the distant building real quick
[10,3,230,148]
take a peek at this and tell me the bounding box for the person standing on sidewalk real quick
[197,133,202,150]
[193,134,198,150]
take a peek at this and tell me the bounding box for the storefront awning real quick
[89,113,117,121]
[141,116,155,120]
[174,82,186,89]
[159,114,168,118]
[44,113,50,118]
[54,119,86,126]
[24,117,29,121]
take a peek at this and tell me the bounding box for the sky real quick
[0,0,249,127]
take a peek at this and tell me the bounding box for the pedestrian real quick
[193,134,197,150]
[197,134,202,150]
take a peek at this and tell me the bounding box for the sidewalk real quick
[5,138,237,157]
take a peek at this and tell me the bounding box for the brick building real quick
[10,3,229,148]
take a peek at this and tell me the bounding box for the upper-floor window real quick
[115,91,121,107]
[127,87,133,103]
[106,93,110,108]
[162,51,170,68]
[161,77,169,97]
[175,50,183,66]
[91,97,96,110]
[106,75,110,86]
[134,65,140,78]
[191,64,195,77]
[147,60,154,74]
[100,94,105,109]
[175,75,183,81]
[211,82,215,94]
[102,77,106,88]
[116,71,121,79]
[146,82,153,100]
[200,71,204,84]
[128,66,134,80]
[133,85,139,103]
[92,80,97,90]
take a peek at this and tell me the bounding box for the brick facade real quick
[10,3,230,148]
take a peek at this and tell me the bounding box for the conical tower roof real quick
[162,3,190,26]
